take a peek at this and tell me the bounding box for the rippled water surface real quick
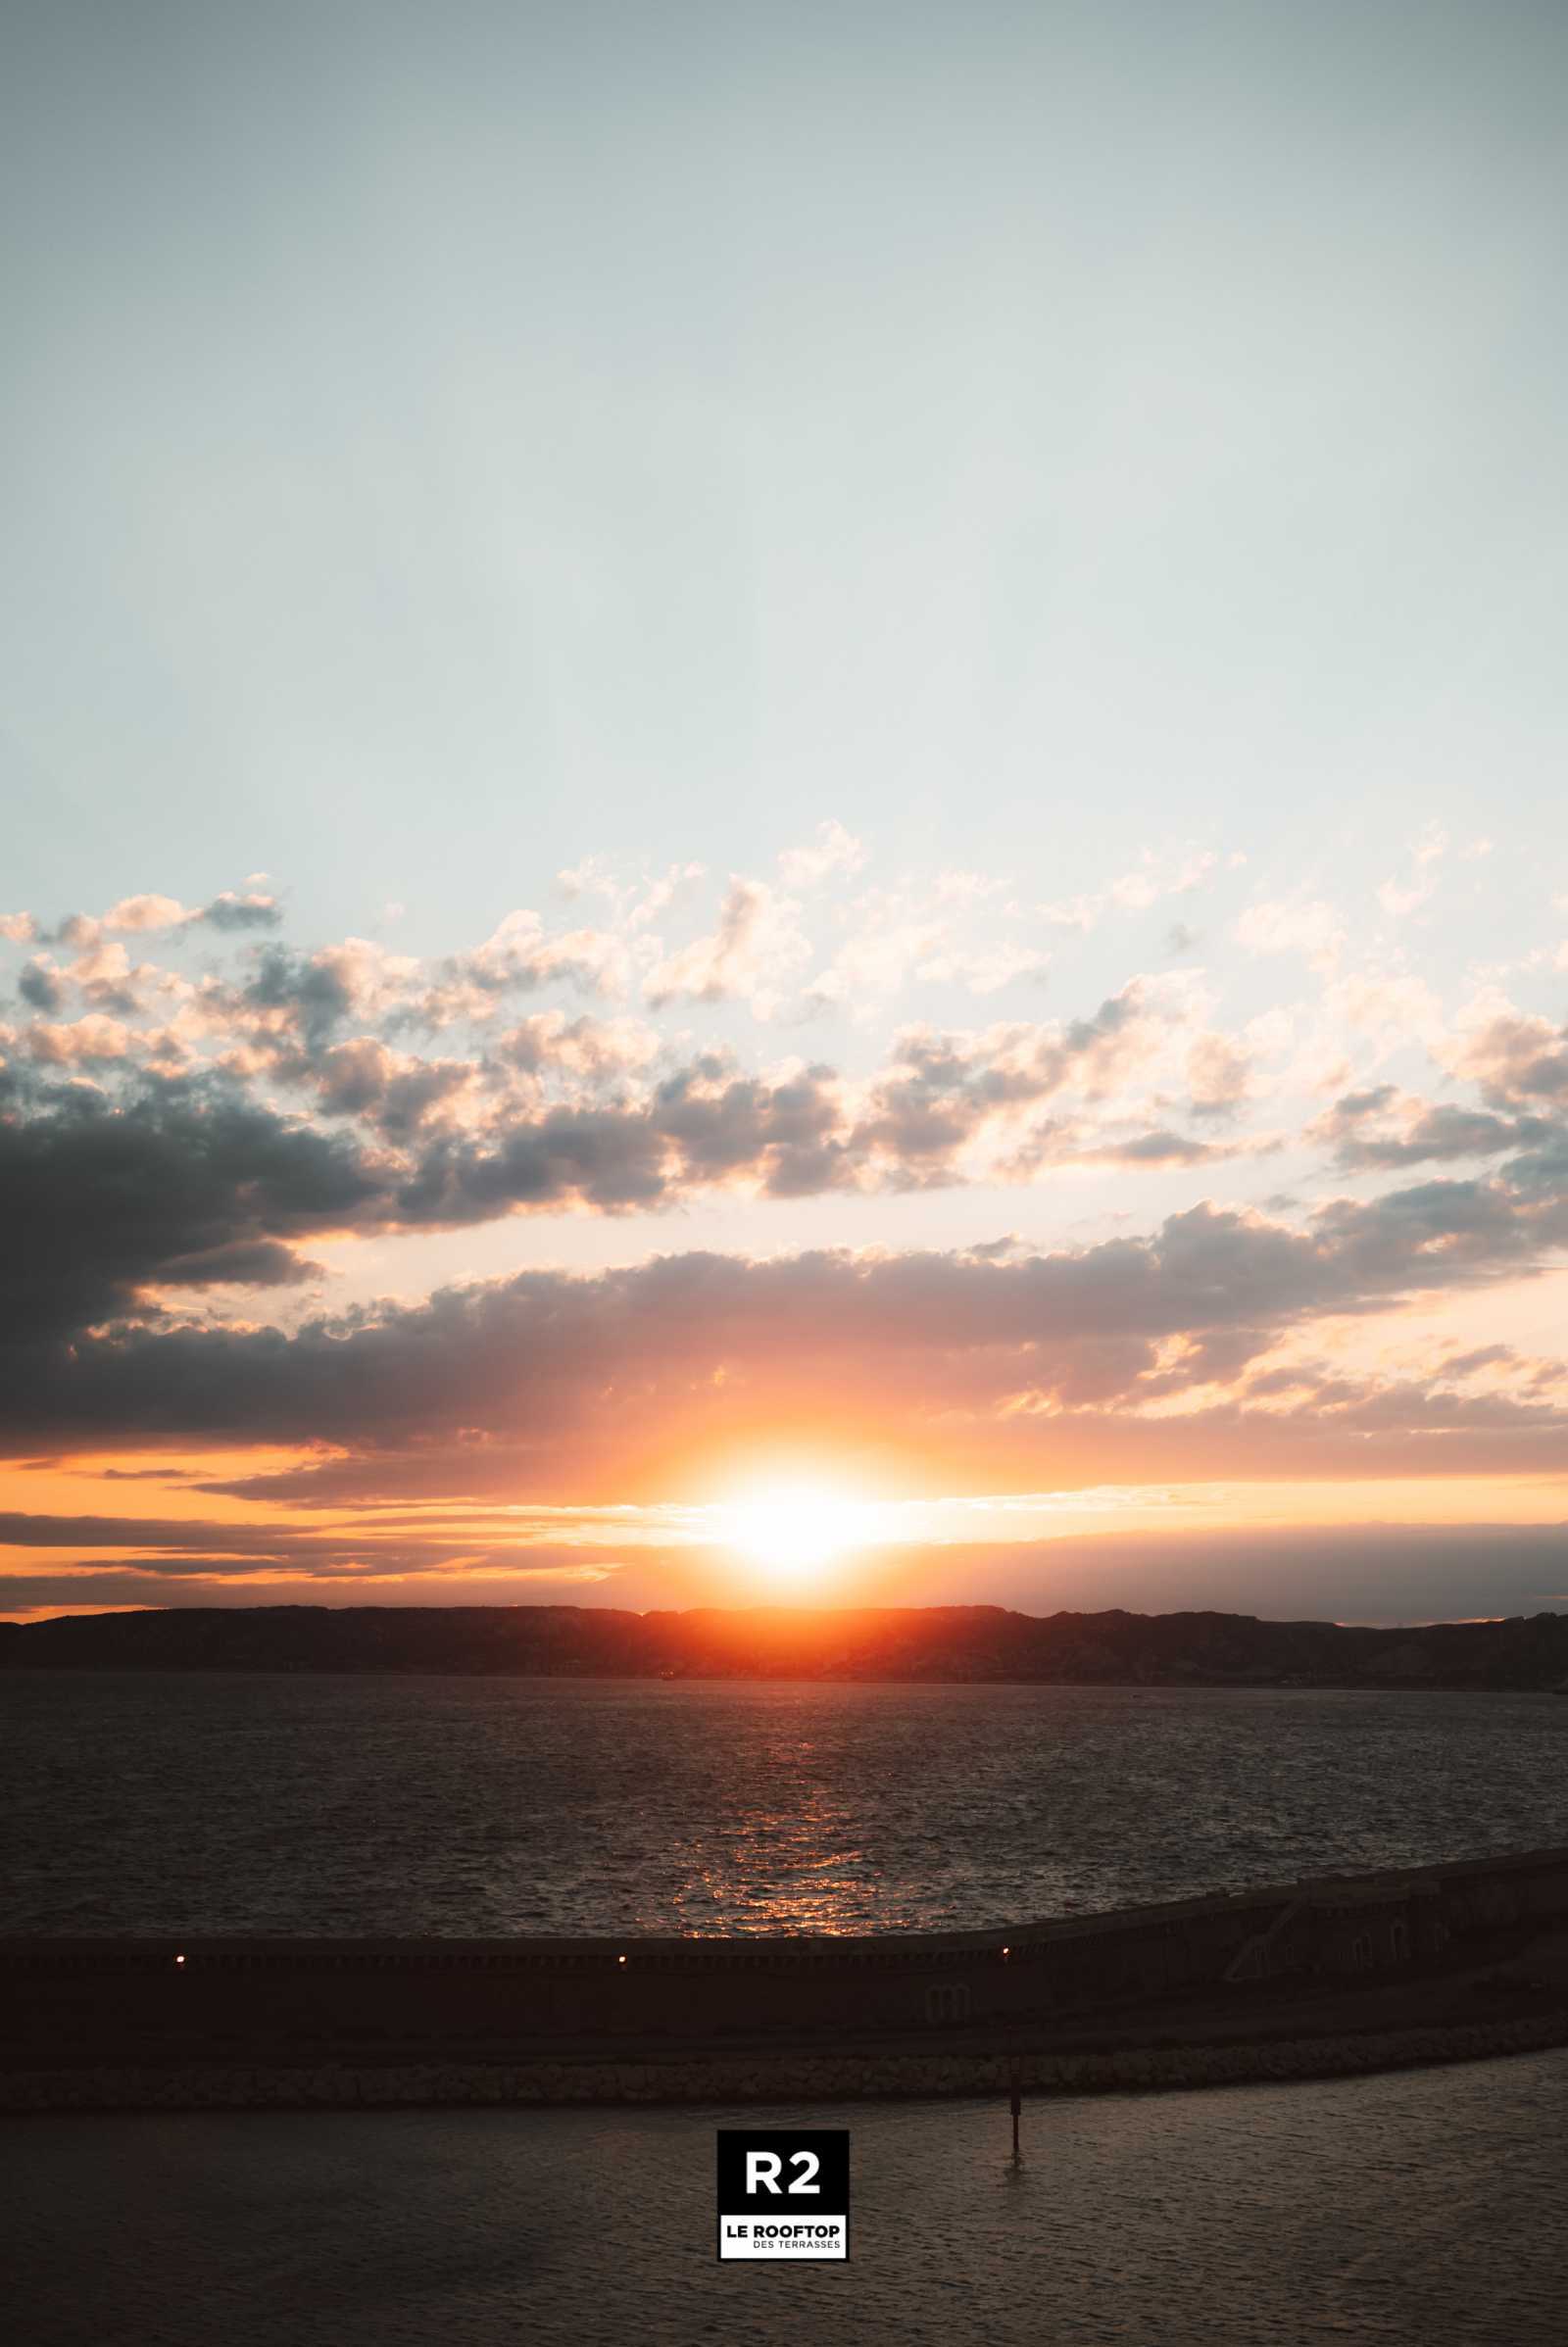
[6,2053,1566,2345]
[5,1671,1565,1934]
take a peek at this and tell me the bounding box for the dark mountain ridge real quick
[4,1602,1568,1688]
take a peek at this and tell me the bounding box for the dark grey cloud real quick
[199,892,283,932]
[393,1063,855,1219]
[0,1024,1244,1369]
[848,997,1139,1176]
[311,1040,474,1142]
[0,1510,361,1554]
[851,1038,1042,1176]
[5,1170,1568,1461]
[648,1063,848,1198]
[0,906,1266,1227]
[0,1510,611,1589]
[17,959,66,1012]
[1461,1011,1568,1108]
[1095,1129,1217,1166]
[0,1070,384,1342]
[1314,1085,1555,1169]
[243,946,359,1048]
[1501,1128,1568,1199]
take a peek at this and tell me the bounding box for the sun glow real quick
[719,1484,881,1587]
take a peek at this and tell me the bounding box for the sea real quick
[5,2058,1565,2345]
[5,1672,1567,2344]
[5,1671,1567,1936]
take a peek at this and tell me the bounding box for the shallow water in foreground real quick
[6,1672,1567,1935]
[5,2051,1565,2345]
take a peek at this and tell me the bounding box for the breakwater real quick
[7,1844,1567,2114]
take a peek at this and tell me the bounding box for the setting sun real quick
[719,1486,880,1587]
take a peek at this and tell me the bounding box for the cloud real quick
[1187,1032,1253,1118]
[420,911,629,1022]
[396,1059,854,1218]
[644,877,810,1013]
[310,1039,478,1141]
[1311,1086,1553,1171]
[1107,849,1219,911]
[914,940,1051,994]
[24,1015,138,1067]
[493,1011,661,1083]
[2,852,1233,1130]
[200,891,283,931]
[1375,823,1448,919]
[843,987,1187,1183]
[0,1071,388,1343]
[7,923,1497,1319]
[17,959,67,1012]
[7,1168,1568,1468]
[1091,1130,1219,1167]
[63,939,155,1013]
[1452,1004,1568,1108]
[0,986,1268,1331]
[7,891,285,953]
[1233,897,1344,969]
[244,938,423,1048]
[1041,847,1233,933]
[794,868,1055,1018]
[778,819,866,889]
[99,894,191,934]
[7,853,1567,1357]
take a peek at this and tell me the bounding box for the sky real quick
[3,0,1567,1624]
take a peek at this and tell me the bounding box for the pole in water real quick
[1008,2067,1023,2167]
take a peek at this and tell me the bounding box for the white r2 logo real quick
[745,2150,821,2195]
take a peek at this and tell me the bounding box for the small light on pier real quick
[1002,1945,1010,1959]
[174,1953,185,1967]
[617,1954,627,1966]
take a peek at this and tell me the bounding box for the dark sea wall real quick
[6,1600,1568,1688]
[9,1848,1568,2081]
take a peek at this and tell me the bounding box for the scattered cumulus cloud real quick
[1376,823,1448,919]
[644,876,811,1014]
[1233,896,1344,970]
[777,819,866,890]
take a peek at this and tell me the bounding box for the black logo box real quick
[716,2129,850,2216]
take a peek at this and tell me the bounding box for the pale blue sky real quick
[5,0,1566,954]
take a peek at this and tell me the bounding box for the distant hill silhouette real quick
[4,1602,1568,1689]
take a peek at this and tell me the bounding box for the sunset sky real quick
[5,0,1568,1623]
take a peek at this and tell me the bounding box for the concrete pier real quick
[5,1844,1567,2114]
